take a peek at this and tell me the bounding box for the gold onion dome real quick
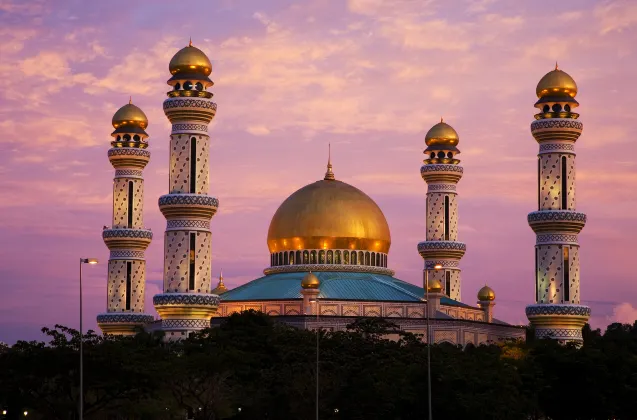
[267,162,391,254]
[112,101,148,130]
[169,39,212,76]
[425,119,459,148]
[301,272,320,289]
[477,285,496,301]
[427,279,443,293]
[536,64,577,98]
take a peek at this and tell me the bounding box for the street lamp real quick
[425,262,442,420]
[309,298,320,420]
[79,257,98,420]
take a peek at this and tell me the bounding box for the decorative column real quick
[153,41,220,339]
[300,272,320,315]
[426,279,444,318]
[417,120,466,301]
[97,100,154,335]
[525,64,590,344]
[477,285,496,323]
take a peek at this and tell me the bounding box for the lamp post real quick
[309,298,319,420]
[425,263,442,420]
[79,258,98,420]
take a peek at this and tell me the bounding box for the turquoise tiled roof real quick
[220,271,471,308]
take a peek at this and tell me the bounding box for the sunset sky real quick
[1,0,636,343]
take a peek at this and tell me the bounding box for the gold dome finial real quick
[477,285,495,301]
[555,61,559,70]
[112,102,148,130]
[302,271,320,289]
[189,37,193,47]
[440,116,443,123]
[324,143,335,180]
[536,64,577,98]
[424,120,459,147]
[212,269,228,295]
[129,96,132,105]
[427,278,443,294]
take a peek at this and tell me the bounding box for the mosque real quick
[96,42,590,345]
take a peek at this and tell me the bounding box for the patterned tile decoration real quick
[166,220,211,230]
[107,260,146,312]
[570,246,580,303]
[464,331,475,345]
[417,241,467,251]
[108,148,151,158]
[115,169,143,177]
[196,137,210,195]
[343,304,360,316]
[153,293,220,307]
[363,305,381,317]
[162,318,210,329]
[478,333,488,343]
[525,304,590,317]
[424,260,460,268]
[163,230,212,293]
[102,229,153,239]
[539,154,562,210]
[527,210,587,223]
[263,264,394,276]
[163,98,218,111]
[434,330,457,344]
[428,184,457,192]
[386,306,404,317]
[534,328,583,340]
[97,313,154,324]
[539,143,575,152]
[169,135,191,194]
[536,244,562,303]
[420,164,464,174]
[172,123,208,132]
[531,119,583,131]
[158,194,219,208]
[566,155,576,210]
[110,250,145,259]
[536,234,578,244]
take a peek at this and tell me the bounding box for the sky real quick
[1,0,636,344]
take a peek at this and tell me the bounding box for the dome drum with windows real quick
[111,100,149,148]
[534,64,579,119]
[423,119,461,165]
[167,39,214,97]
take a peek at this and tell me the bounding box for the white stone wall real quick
[195,136,210,194]
[539,153,562,210]
[565,154,576,210]
[107,259,146,312]
[112,178,144,228]
[169,135,210,194]
[568,245,580,304]
[164,230,212,293]
[426,192,458,241]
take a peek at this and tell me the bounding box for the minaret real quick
[153,41,220,339]
[477,285,496,323]
[417,120,466,301]
[525,64,590,344]
[97,100,154,335]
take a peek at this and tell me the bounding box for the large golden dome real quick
[536,65,577,98]
[267,176,391,254]
[112,102,148,130]
[425,120,459,148]
[169,42,212,76]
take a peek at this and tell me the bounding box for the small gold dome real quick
[536,66,577,99]
[427,279,443,293]
[425,120,459,148]
[112,103,148,130]
[267,178,391,253]
[477,285,496,301]
[301,272,320,289]
[169,43,212,76]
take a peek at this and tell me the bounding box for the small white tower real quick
[525,64,590,344]
[417,120,466,301]
[97,100,154,335]
[153,40,220,339]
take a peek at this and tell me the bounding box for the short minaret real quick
[525,64,590,344]
[212,270,228,295]
[417,120,466,301]
[426,279,445,318]
[300,272,320,315]
[477,285,496,323]
[97,100,154,335]
[153,40,220,339]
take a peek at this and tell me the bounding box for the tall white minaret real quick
[153,40,220,339]
[526,64,590,344]
[97,99,154,335]
[417,120,466,301]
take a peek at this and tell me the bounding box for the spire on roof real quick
[324,143,335,180]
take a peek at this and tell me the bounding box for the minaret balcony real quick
[420,164,463,183]
[417,240,466,259]
[97,313,154,336]
[153,293,219,321]
[158,194,219,220]
[525,304,590,343]
[527,210,586,234]
[107,147,150,169]
[102,228,153,251]
[531,118,583,143]
[163,97,217,124]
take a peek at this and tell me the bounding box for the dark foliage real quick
[1,313,636,420]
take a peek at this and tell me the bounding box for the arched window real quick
[279,252,284,266]
[296,250,301,265]
[335,250,341,264]
[358,251,364,265]
[445,271,451,297]
[351,251,356,265]
[271,254,274,266]
[190,137,197,193]
[127,181,134,228]
[310,251,317,264]
[376,253,381,267]
[284,252,289,265]
[343,251,349,264]
[563,246,570,302]
[289,251,294,265]
[274,253,279,266]
[327,250,333,264]
[561,156,567,210]
[303,250,309,264]
[125,261,132,310]
[383,254,387,267]
[371,252,376,266]
[189,233,196,290]
[319,250,326,264]
[444,196,450,240]
[537,157,541,211]
[365,252,370,266]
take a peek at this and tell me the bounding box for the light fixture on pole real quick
[79,257,98,420]
[309,297,320,420]
[425,262,442,420]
